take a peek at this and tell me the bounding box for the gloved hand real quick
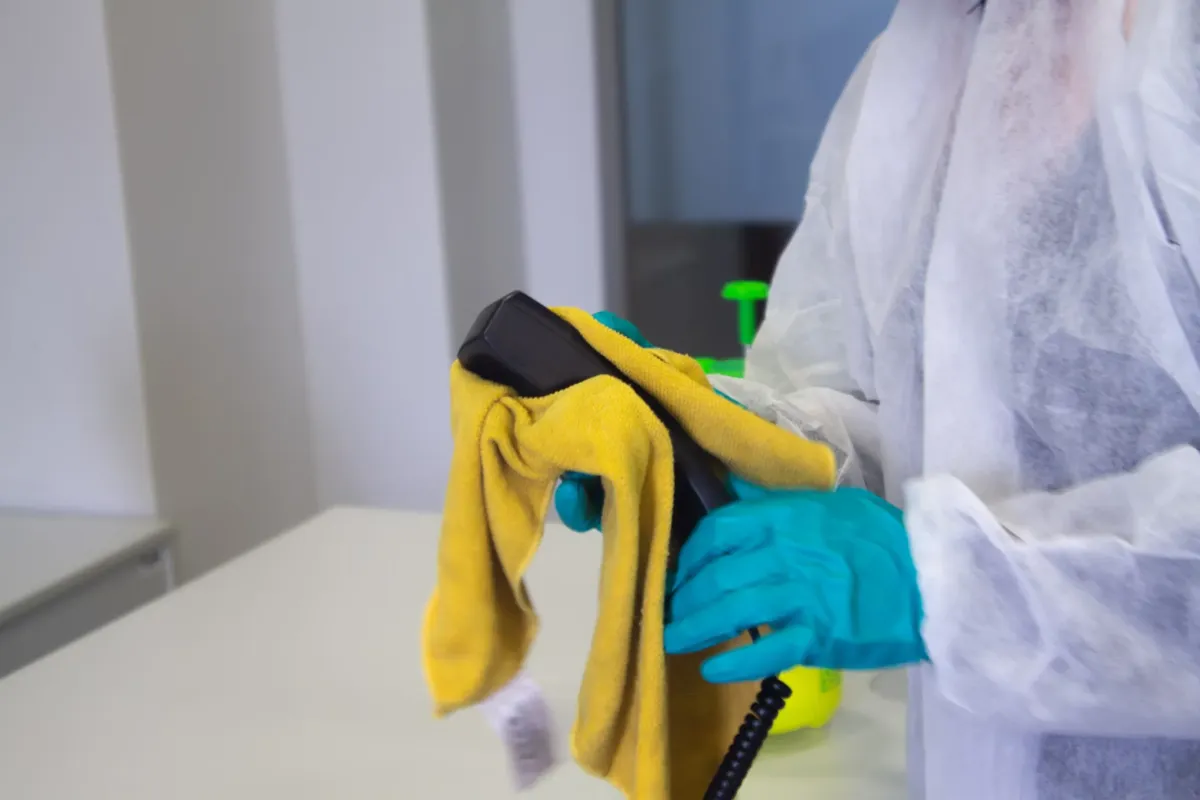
[664,478,926,682]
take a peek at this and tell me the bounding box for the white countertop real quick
[0,508,906,799]
[0,512,172,624]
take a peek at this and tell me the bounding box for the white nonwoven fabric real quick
[716,0,1200,796]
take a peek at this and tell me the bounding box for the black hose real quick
[702,627,791,799]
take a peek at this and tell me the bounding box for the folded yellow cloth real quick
[422,308,836,799]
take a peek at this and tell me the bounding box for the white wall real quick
[509,0,610,313]
[274,0,610,511]
[274,0,455,510]
[426,0,527,344]
[104,0,319,578]
[0,0,155,514]
[2,0,612,577]
[425,0,613,336]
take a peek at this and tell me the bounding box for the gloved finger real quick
[670,502,775,591]
[669,546,790,623]
[699,627,816,684]
[554,474,603,532]
[664,583,801,655]
[593,311,653,348]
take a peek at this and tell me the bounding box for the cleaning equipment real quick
[690,281,842,736]
[694,280,770,378]
[769,668,841,734]
[424,292,836,799]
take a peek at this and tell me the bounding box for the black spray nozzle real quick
[458,291,619,397]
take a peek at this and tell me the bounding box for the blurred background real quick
[1,0,892,594]
[617,0,893,356]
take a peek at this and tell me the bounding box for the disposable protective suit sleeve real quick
[905,446,1200,738]
[710,40,885,495]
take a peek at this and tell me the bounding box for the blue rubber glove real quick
[591,310,654,349]
[664,478,926,682]
[555,470,606,532]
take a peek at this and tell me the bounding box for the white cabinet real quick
[0,514,174,678]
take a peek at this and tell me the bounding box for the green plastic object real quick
[721,280,771,348]
[695,357,745,378]
[695,281,771,380]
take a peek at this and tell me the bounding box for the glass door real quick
[611,0,895,359]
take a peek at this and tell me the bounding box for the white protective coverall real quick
[713,0,1200,796]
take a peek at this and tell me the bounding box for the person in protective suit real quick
[560,0,1200,796]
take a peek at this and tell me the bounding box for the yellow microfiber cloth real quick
[422,307,836,799]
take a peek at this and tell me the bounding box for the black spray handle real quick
[458,290,732,560]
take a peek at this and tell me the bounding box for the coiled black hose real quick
[702,628,791,800]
